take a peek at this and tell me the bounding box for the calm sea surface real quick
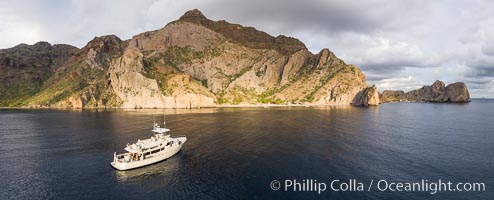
[1,100,493,199]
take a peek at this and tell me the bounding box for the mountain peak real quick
[33,41,52,48]
[432,80,445,88]
[179,9,208,23]
[173,9,306,55]
[85,35,122,50]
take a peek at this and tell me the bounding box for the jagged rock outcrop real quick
[352,85,380,106]
[109,47,165,108]
[381,80,470,103]
[1,9,372,108]
[406,80,448,102]
[445,82,470,102]
[23,36,125,108]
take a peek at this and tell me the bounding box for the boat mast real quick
[153,115,156,129]
[163,109,166,128]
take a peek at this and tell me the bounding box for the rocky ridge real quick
[381,80,470,103]
[0,42,79,106]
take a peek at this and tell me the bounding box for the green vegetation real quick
[159,45,224,69]
[163,46,194,68]
[213,86,286,105]
[24,58,111,107]
[295,63,316,80]
[296,65,350,103]
[255,65,266,77]
[257,88,277,103]
[215,91,226,104]
[227,66,252,82]
[254,87,289,104]
[0,82,40,106]
[232,96,242,105]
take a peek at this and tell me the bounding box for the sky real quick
[0,0,493,97]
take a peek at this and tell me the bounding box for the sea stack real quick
[352,85,380,106]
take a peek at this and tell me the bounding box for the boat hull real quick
[111,137,186,171]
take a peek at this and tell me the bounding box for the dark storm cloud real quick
[466,64,494,78]
[359,61,432,74]
[202,0,379,34]
[481,45,494,57]
[199,0,431,36]
[364,72,397,82]
[467,79,493,86]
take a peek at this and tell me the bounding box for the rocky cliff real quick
[381,80,470,103]
[352,85,380,106]
[0,9,371,108]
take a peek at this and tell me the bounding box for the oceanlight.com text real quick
[269,179,486,194]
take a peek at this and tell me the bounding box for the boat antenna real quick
[163,109,166,128]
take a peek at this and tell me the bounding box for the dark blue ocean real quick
[1,100,493,199]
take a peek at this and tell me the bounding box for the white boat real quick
[111,121,187,171]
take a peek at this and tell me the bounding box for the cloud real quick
[466,64,494,78]
[201,0,435,36]
[340,36,437,72]
[371,76,425,92]
[445,15,494,96]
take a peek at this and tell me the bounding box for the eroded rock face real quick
[352,85,380,106]
[445,82,470,102]
[381,80,470,103]
[108,47,167,108]
[406,80,449,102]
[81,35,124,70]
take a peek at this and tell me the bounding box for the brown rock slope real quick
[381,80,470,103]
[0,42,78,106]
[0,9,373,108]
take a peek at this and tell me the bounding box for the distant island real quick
[0,9,469,108]
[381,80,470,103]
